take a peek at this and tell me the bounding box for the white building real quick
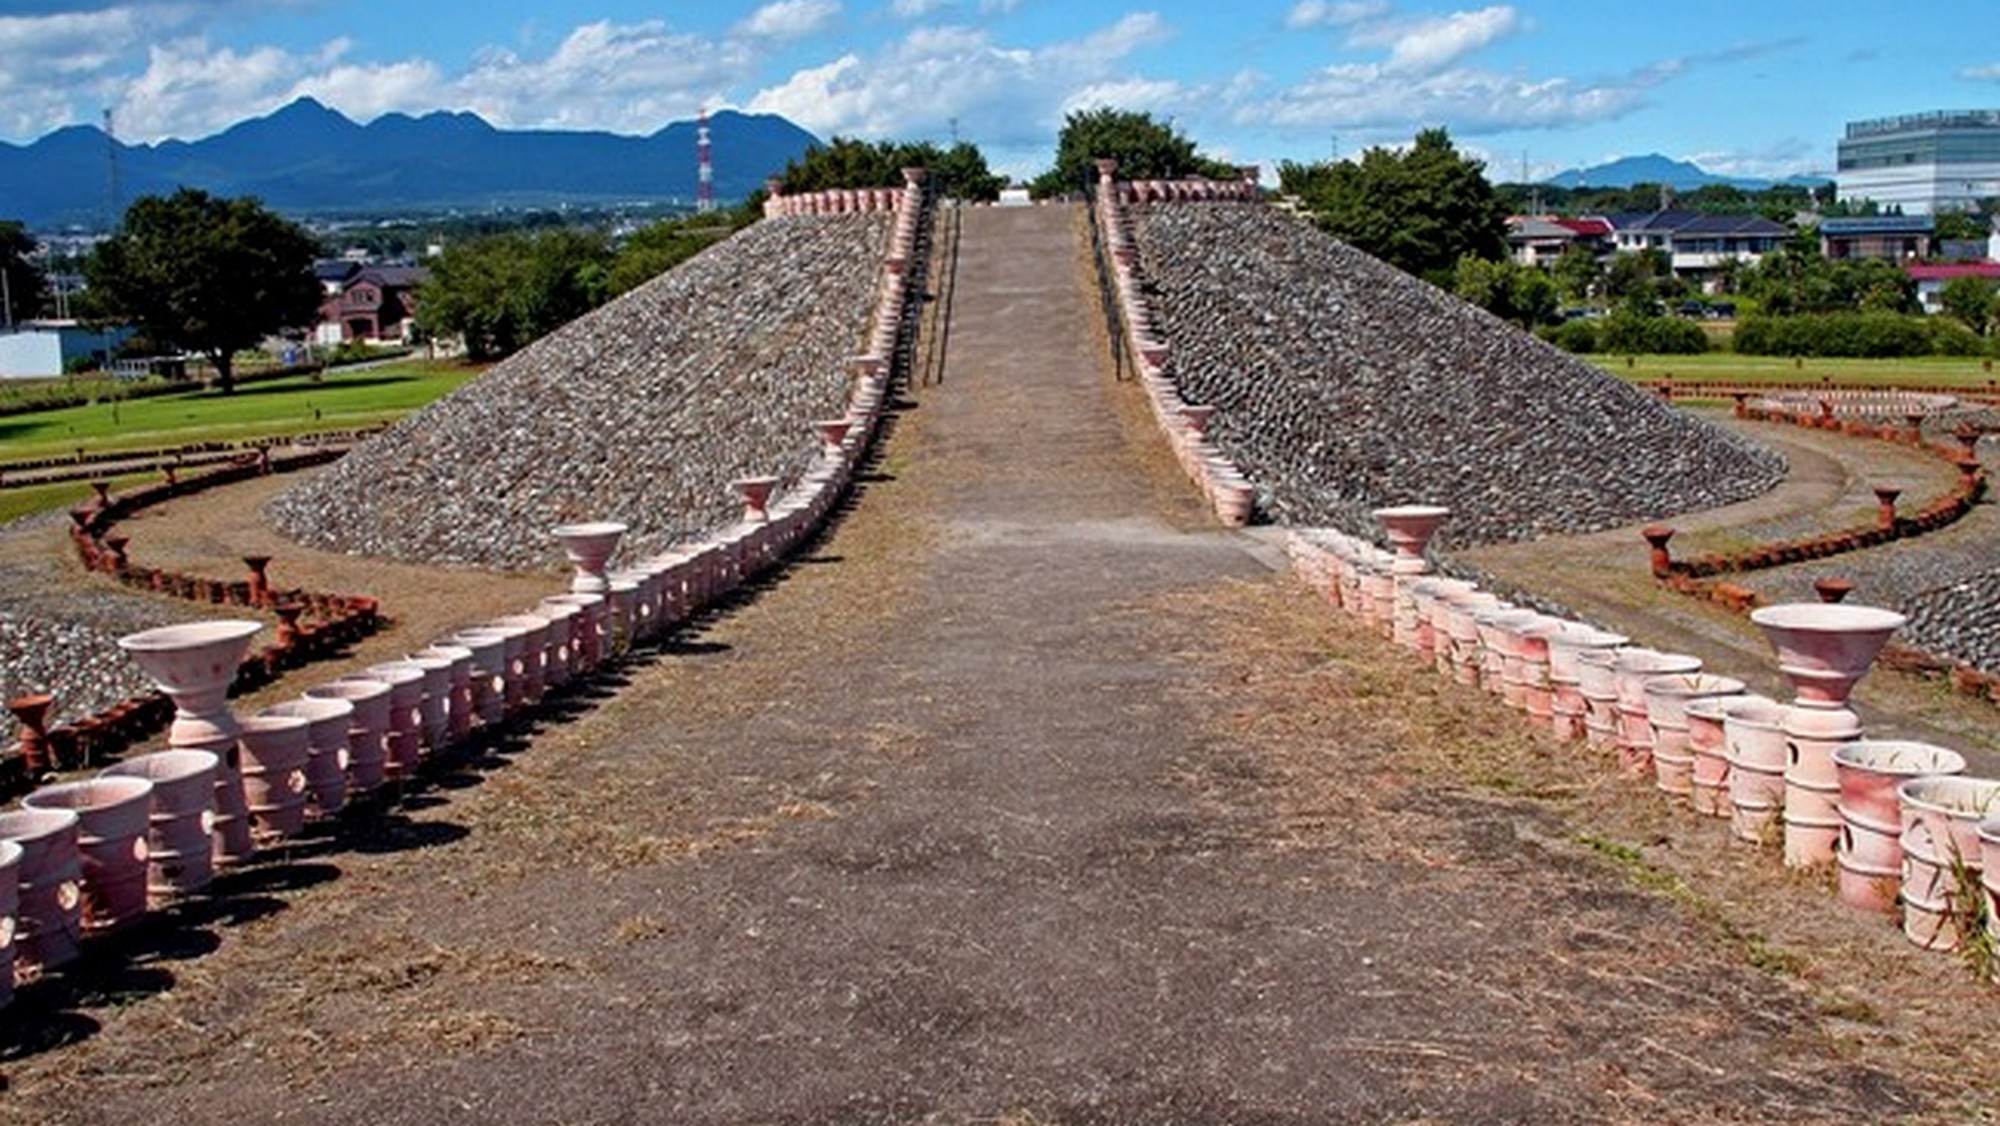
[0,321,133,379]
[1836,110,2000,215]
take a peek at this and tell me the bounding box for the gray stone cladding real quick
[1130,203,1786,547]
[269,213,891,569]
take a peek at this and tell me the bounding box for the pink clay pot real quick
[414,644,478,738]
[305,679,393,794]
[23,776,153,935]
[0,839,19,1008]
[233,715,311,841]
[1372,505,1450,572]
[355,665,426,778]
[1723,696,1787,844]
[445,630,510,725]
[1684,695,1752,818]
[1645,675,1744,806]
[1980,816,2000,952]
[99,749,219,903]
[259,697,353,816]
[1899,776,2000,950]
[0,807,84,977]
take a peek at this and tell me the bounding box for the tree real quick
[606,215,743,297]
[1031,108,1238,199]
[1941,275,1999,335]
[416,228,612,360]
[83,189,320,392]
[1,221,47,325]
[779,137,1005,201]
[1281,128,1507,286]
[1551,245,1601,304]
[1452,255,1556,328]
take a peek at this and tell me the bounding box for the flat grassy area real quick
[0,361,480,463]
[0,469,163,526]
[1587,351,2000,389]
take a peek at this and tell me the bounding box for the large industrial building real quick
[1836,109,2000,214]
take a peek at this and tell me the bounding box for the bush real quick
[1733,312,1935,358]
[1597,311,1709,355]
[1926,317,1986,357]
[1540,319,1598,354]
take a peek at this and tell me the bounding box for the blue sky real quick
[3,1,1999,184]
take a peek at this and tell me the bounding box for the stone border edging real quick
[1090,159,1263,527]
[1646,378,2000,408]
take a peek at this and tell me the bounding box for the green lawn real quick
[1586,352,2000,390]
[0,362,480,463]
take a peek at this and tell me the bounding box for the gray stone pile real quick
[270,213,891,569]
[1905,571,2000,672]
[1131,204,1786,546]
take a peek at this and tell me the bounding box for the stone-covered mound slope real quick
[271,213,889,569]
[1133,204,1785,545]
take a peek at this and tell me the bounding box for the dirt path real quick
[3,208,1994,1123]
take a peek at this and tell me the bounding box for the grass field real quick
[1587,352,2000,389]
[0,361,480,463]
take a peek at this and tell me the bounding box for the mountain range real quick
[1541,152,1832,192]
[0,98,822,229]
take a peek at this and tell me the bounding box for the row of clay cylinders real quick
[1122,175,1259,204]
[764,185,906,218]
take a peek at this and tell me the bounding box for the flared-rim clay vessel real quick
[1748,602,1906,708]
[116,619,263,751]
[100,749,219,902]
[553,521,629,595]
[1372,505,1451,575]
[24,775,155,934]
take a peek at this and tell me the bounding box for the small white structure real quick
[0,320,133,379]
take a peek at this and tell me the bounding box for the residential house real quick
[1605,208,1792,289]
[0,320,134,379]
[1504,215,1612,268]
[1906,261,2000,315]
[314,263,426,347]
[1818,215,1934,261]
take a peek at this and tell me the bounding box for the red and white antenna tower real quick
[696,108,715,214]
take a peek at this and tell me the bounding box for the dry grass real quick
[1151,574,2000,1124]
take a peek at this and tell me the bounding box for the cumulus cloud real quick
[735,0,841,41]
[1284,1,1389,30]
[890,0,951,16]
[1244,61,1642,134]
[0,7,189,138]
[1345,6,1524,72]
[747,12,1188,169]
[1962,61,2000,80]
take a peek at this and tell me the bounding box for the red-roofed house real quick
[1906,261,2000,314]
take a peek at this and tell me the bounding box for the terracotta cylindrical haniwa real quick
[541,594,607,675]
[354,665,426,780]
[304,679,393,795]
[0,806,84,978]
[258,698,352,817]
[487,616,553,702]
[1897,775,2000,951]
[524,605,579,689]
[1611,650,1702,780]
[1722,696,1788,844]
[100,749,219,903]
[233,714,311,841]
[1642,674,1745,803]
[1832,741,1965,914]
[398,654,455,752]
[1684,695,1751,818]
[445,631,509,727]
[416,644,478,738]
[23,776,153,936]
[1575,648,1624,751]
[1546,627,1627,743]
[1980,814,2000,953]
[0,838,19,1009]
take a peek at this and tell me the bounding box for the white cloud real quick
[1346,6,1524,73]
[735,0,842,41]
[1962,62,2000,80]
[1245,61,1641,134]
[1284,1,1389,30]
[0,8,191,139]
[747,13,1189,174]
[890,0,951,16]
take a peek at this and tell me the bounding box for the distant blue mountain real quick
[0,98,822,229]
[1541,152,1831,192]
